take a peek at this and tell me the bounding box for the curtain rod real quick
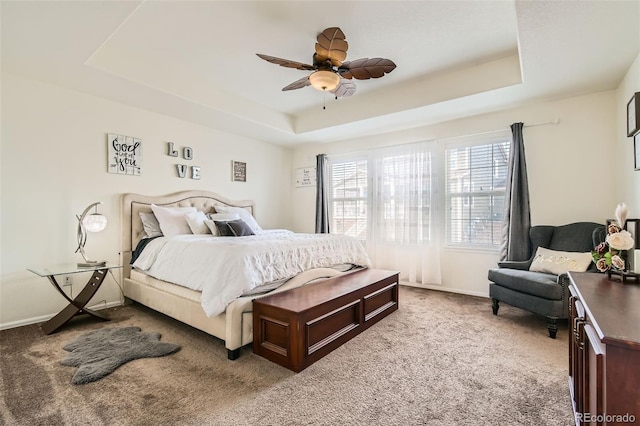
[452,118,561,139]
[526,118,560,127]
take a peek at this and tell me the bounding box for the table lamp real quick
[76,202,107,267]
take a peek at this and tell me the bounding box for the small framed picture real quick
[635,134,640,171]
[232,161,246,182]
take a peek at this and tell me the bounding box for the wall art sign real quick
[232,161,246,182]
[167,142,200,179]
[108,133,142,175]
[295,167,316,187]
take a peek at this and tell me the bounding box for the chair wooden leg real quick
[227,348,240,360]
[491,298,500,315]
[546,316,558,339]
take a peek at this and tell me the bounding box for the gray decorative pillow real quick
[213,219,255,237]
[213,220,235,237]
[139,212,163,238]
[227,219,255,237]
[205,213,240,236]
[214,205,262,233]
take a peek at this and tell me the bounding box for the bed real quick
[120,190,371,359]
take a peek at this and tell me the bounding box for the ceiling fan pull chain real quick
[323,92,326,110]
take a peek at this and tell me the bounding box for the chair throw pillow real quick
[529,247,593,275]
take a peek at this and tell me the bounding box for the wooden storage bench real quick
[252,268,399,372]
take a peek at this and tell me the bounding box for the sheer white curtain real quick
[367,141,441,285]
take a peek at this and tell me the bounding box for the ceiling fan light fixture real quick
[309,70,340,92]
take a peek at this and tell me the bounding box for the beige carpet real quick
[0,286,574,426]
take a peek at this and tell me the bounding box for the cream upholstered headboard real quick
[121,190,254,278]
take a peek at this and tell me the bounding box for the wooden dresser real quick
[568,272,640,425]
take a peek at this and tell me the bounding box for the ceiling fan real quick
[256,27,396,98]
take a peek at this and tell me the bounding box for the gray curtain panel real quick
[315,154,330,233]
[499,122,531,261]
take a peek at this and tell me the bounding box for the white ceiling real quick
[2,1,639,146]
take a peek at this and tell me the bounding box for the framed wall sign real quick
[295,167,316,187]
[107,133,142,175]
[627,92,640,137]
[232,161,246,182]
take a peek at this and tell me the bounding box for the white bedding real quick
[132,230,371,317]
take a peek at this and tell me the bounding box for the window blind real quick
[446,140,509,246]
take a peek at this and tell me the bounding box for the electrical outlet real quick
[63,275,72,286]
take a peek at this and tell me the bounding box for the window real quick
[327,137,509,251]
[446,139,509,247]
[372,147,434,244]
[328,158,368,240]
[327,143,440,285]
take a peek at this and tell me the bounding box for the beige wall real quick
[290,90,622,296]
[0,72,293,328]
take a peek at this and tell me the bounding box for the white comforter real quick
[132,230,371,317]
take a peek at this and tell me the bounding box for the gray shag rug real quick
[60,326,180,384]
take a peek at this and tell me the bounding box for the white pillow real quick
[529,247,593,275]
[204,213,240,236]
[150,204,197,237]
[139,211,163,238]
[185,210,211,235]
[214,205,262,233]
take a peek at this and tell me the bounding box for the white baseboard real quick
[399,282,489,298]
[0,301,122,331]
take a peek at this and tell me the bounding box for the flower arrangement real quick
[592,203,635,272]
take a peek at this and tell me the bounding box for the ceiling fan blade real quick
[282,76,311,91]
[314,27,348,67]
[330,79,357,98]
[256,54,315,71]
[338,58,397,80]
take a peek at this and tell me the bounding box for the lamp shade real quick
[83,213,107,232]
[309,70,340,92]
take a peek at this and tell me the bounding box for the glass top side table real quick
[27,262,122,334]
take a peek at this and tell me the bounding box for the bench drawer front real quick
[363,282,399,324]
[307,299,361,354]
